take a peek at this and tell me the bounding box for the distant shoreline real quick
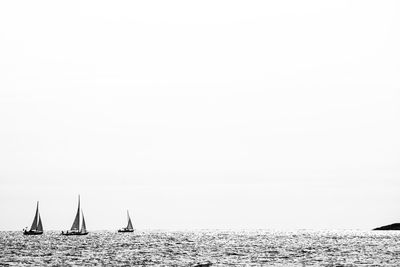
[373,223,400,231]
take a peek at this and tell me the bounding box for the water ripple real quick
[1,230,400,266]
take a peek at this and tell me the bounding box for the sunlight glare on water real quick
[1,230,400,266]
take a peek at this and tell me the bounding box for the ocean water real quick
[1,230,399,266]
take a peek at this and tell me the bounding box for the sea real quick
[1,230,399,266]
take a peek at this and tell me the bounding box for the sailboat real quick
[118,210,134,233]
[23,201,43,235]
[62,195,88,236]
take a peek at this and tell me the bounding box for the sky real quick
[0,1,399,231]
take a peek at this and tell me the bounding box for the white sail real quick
[127,211,133,230]
[30,202,39,231]
[70,196,80,231]
[80,210,87,233]
[37,214,43,232]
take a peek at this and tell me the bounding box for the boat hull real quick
[118,229,134,233]
[23,230,43,235]
[61,231,88,236]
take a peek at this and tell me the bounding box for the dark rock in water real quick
[373,223,400,230]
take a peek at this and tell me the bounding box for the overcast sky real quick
[0,1,399,231]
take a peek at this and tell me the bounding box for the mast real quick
[30,201,39,231]
[70,195,80,231]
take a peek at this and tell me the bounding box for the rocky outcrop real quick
[373,223,400,230]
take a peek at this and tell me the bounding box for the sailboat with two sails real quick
[23,201,43,235]
[118,210,134,233]
[62,195,88,236]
